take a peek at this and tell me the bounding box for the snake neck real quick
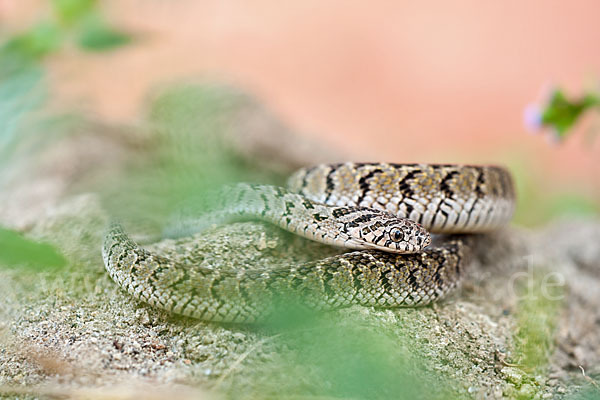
[165,183,429,253]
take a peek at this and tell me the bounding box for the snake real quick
[102,163,515,323]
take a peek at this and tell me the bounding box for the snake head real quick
[346,212,431,253]
[384,219,431,253]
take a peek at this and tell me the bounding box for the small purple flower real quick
[524,83,557,132]
[523,104,542,133]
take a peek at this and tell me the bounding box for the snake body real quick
[102,163,515,323]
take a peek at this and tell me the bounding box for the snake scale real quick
[102,163,515,323]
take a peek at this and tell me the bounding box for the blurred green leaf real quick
[0,21,62,71]
[257,311,456,400]
[546,194,599,218]
[78,14,131,51]
[0,227,67,270]
[540,89,599,139]
[52,0,96,26]
[0,68,46,172]
[99,85,277,227]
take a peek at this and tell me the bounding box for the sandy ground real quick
[1,90,599,399]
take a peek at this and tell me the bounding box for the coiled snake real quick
[102,163,515,322]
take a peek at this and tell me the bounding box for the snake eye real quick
[390,228,404,242]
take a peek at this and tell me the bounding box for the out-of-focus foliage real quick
[0,0,130,153]
[525,87,599,141]
[541,90,598,138]
[100,85,285,228]
[0,0,130,68]
[0,64,67,272]
[77,14,130,50]
[518,86,600,224]
[52,0,97,26]
[53,0,131,50]
[0,227,66,270]
[512,271,563,373]
[0,0,129,273]
[0,69,45,174]
[255,311,456,400]
[509,158,599,227]
[0,22,61,75]
[0,0,131,190]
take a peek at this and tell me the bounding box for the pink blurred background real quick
[1,0,599,221]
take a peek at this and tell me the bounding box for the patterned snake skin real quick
[102,163,515,323]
